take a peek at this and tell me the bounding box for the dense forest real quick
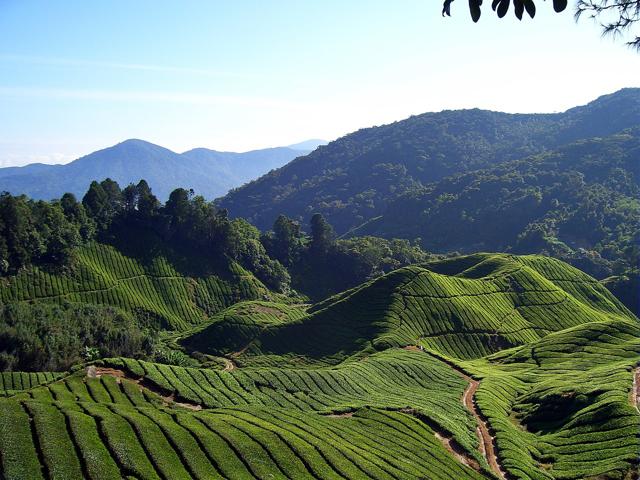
[353,130,640,278]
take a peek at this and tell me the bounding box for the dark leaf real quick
[514,0,524,19]
[469,0,482,22]
[553,0,567,13]
[524,0,536,18]
[442,0,455,17]
[496,0,509,18]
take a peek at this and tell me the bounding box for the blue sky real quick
[0,0,638,166]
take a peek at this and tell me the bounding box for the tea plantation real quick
[0,253,638,479]
[0,242,270,331]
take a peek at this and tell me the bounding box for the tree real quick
[310,213,335,253]
[576,1,640,49]
[59,193,95,240]
[0,194,40,273]
[100,178,124,213]
[82,181,109,227]
[270,215,304,266]
[443,0,640,49]
[135,180,160,220]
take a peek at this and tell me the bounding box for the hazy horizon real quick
[0,87,632,169]
[1,0,639,167]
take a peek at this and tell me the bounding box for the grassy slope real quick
[0,241,270,331]
[210,253,632,366]
[0,367,486,480]
[0,253,638,479]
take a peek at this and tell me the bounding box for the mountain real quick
[348,129,639,275]
[0,139,312,201]
[287,138,328,151]
[219,89,640,234]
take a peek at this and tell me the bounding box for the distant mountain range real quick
[0,139,327,201]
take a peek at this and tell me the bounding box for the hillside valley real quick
[0,250,638,480]
[4,1,640,479]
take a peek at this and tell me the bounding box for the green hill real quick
[0,254,637,479]
[188,254,631,366]
[0,241,270,331]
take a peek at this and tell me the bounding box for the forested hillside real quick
[221,89,639,231]
[219,89,639,283]
[352,130,639,278]
[0,181,435,371]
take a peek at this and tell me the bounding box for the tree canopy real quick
[443,0,640,49]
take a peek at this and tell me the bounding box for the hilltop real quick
[181,253,633,365]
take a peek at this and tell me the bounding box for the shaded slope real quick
[181,300,309,356]
[220,89,640,233]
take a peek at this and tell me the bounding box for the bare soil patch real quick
[631,367,640,412]
[86,364,203,411]
[324,412,355,419]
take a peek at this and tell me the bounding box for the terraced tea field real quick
[0,242,270,330]
[0,253,638,479]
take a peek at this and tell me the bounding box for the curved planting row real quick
[0,242,269,330]
[0,372,64,397]
[101,348,482,459]
[471,319,640,480]
[228,254,632,364]
[0,392,488,480]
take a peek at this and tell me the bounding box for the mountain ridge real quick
[219,88,640,234]
[0,138,321,201]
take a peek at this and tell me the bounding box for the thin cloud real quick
[0,86,313,110]
[0,54,251,79]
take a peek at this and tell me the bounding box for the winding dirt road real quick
[404,346,507,479]
[462,378,507,479]
[632,367,640,413]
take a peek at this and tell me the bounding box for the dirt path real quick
[86,365,202,411]
[462,379,507,479]
[632,367,640,413]
[221,357,237,372]
[404,346,508,479]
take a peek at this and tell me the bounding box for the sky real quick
[0,0,639,167]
